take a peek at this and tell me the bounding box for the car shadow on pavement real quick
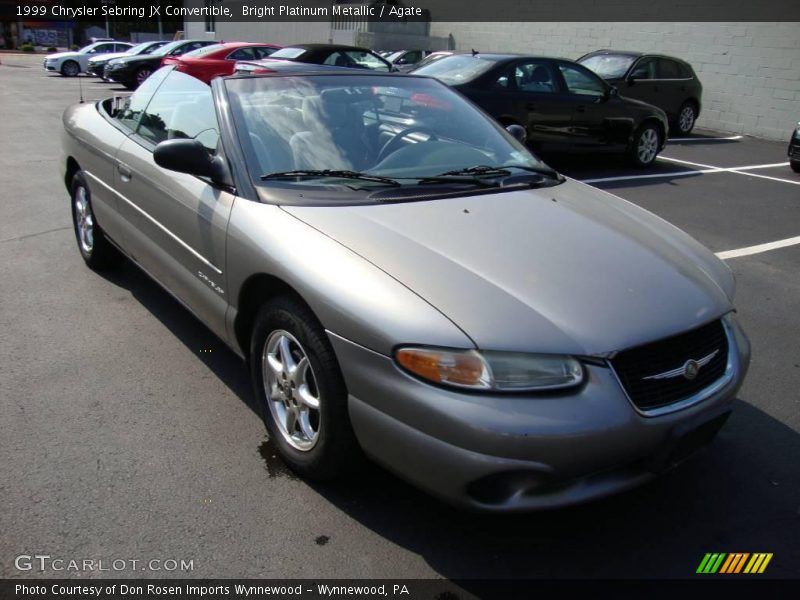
[97,260,260,414]
[307,399,799,581]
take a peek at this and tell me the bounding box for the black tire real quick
[133,66,152,89]
[628,123,662,168]
[250,296,362,481]
[61,60,79,77]
[673,101,697,135]
[791,160,800,173]
[70,171,122,270]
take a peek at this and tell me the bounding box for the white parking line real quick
[582,168,720,184]
[580,157,799,186]
[658,156,800,185]
[668,135,743,142]
[716,235,800,260]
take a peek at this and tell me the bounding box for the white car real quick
[44,41,133,77]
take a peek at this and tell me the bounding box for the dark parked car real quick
[578,50,703,135]
[104,39,216,89]
[790,123,800,172]
[86,40,168,78]
[265,44,393,71]
[412,53,669,167]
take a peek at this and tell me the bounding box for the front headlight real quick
[793,125,800,141]
[395,347,584,392]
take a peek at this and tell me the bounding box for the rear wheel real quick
[250,297,361,480]
[133,66,152,88]
[674,101,697,135]
[70,171,122,270]
[629,124,661,168]
[791,160,800,173]
[61,60,79,77]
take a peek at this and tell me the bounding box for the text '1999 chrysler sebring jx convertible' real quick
[61,67,750,511]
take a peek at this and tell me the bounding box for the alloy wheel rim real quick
[679,106,695,133]
[74,186,94,254]
[64,62,78,76]
[637,128,658,164]
[262,330,321,451]
[136,69,151,85]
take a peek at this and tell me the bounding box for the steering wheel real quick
[376,126,438,163]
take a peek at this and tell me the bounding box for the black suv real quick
[578,50,702,135]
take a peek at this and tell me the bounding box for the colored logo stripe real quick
[697,553,773,574]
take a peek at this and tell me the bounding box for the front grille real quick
[611,319,729,413]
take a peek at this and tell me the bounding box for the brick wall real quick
[430,22,800,140]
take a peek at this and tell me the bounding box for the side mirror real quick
[154,139,231,186]
[506,123,527,144]
[607,86,619,98]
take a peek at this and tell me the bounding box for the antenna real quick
[78,75,84,103]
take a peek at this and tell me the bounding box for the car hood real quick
[283,180,735,355]
[46,51,78,60]
[88,52,127,63]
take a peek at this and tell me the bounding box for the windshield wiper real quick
[437,164,563,180]
[260,169,401,186]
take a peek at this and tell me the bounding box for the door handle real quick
[526,103,538,110]
[117,162,132,181]
[576,105,586,113]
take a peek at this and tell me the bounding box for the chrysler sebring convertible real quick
[61,67,750,511]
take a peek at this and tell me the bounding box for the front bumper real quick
[87,63,105,77]
[104,65,132,83]
[44,59,58,72]
[328,314,750,512]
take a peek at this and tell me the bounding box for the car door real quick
[555,62,615,147]
[113,69,235,339]
[620,56,660,107]
[656,58,689,117]
[467,59,573,147]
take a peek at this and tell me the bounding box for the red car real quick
[166,42,281,83]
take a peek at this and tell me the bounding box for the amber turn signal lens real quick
[396,348,490,388]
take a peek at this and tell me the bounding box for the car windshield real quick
[125,42,156,55]
[578,54,637,79]
[150,41,184,57]
[183,44,226,58]
[411,54,501,84]
[270,47,307,59]
[226,74,557,202]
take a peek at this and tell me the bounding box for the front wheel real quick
[791,159,800,173]
[250,297,361,480]
[61,60,79,77]
[133,66,152,88]
[70,171,122,270]
[629,124,661,168]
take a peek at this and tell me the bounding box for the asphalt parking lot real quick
[1,54,798,583]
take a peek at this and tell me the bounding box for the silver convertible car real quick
[61,67,750,511]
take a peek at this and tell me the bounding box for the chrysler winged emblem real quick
[642,349,719,381]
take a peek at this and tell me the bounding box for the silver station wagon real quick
[61,67,750,511]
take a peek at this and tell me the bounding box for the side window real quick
[227,47,256,61]
[114,44,129,53]
[136,70,220,152]
[558,64,606,97]
[630,57,657,79]
[658,59,681,79]
[345,51,390,71]
[115,67,172,131]
[399,51,421,65]
[97,43,116,54]
[254,46,277,59]
[513,61,557,93]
